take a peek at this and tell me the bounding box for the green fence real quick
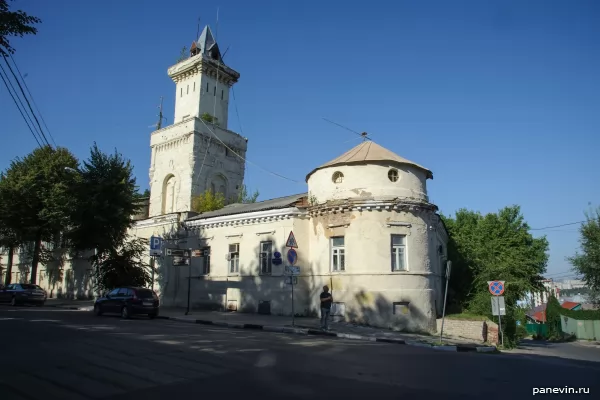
[560,316,600,340]
[526,323,548,337]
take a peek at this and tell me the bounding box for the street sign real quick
[172,256,190,266]
[285,266,300,276]
[273,251,282,259]
[446,261,452,278]
[488,280,505,296]
[272,251,283,265]
[150,236,162,256]
[285,231,298,248]
[191,249,203,257]
[285,276,298,285]
[491,296,506,316]
[166,249,191,258]
[287,248,298,265]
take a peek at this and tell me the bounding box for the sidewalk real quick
[44,300,497,353]
[157,307,498,353]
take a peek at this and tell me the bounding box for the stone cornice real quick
[168,55,240,86]
[186,207,306,230]
[308,198,438,217]
[134,213,180,229]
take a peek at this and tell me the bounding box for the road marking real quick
[0,317,22,321]
[237,348,264,352]
[30,319,62,322]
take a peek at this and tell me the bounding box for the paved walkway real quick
[44,299,489,348]
[157,307,480,346]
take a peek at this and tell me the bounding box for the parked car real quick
[93,287,159,319]
[0,283,47,306]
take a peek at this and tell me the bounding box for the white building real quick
[1,26,449,333]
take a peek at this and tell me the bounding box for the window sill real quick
[391,270,409,273]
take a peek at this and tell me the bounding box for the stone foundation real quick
[437,318,499,344]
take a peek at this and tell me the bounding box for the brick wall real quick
[436,318,499,345]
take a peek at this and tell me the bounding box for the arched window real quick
[162,175,176,214]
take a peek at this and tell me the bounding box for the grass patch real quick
[444,313,488,321]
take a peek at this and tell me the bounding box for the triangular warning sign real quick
[286,231,298,248]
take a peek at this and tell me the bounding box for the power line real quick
[0,67,42,147]
[1,55,50,147]
[530,221,586,231]
[7,53,57,147]
[198,117,304,184]
[231,87,244,137]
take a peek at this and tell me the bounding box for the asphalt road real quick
[0,307,598,400]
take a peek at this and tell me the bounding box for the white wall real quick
[308,163,429,203]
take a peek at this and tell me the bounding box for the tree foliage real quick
[0,0,41,56]
[567,208,600,304]
[237,184,259,204]
[442,205,549,345]
[0,146,79,283]
[67,143,140,257]
[93,236,151,293]
[192,189,226,213]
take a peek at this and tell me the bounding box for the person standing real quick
[320,285,333,331]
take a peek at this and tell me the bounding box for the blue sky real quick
[2,0,599,277]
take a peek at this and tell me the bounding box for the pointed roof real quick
[305,141,433,182]
[193,25,221,60]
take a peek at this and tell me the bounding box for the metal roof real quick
[186,193,308,221]
[305,141,433,181]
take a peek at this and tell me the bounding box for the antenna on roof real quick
[322,118,372,142]
[196,17,201,39]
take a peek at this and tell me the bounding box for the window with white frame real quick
[259,241,272,274]
[202,247,211,275]
[331,236,345,271]
[391,234,407,271]
[229,243,239,274]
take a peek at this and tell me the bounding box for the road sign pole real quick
[439,261,451,344]
[150,256,155,291]
[185,249,192,316]
[497,296,503,347]
[291,275,295,327]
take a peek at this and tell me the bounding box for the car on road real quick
[93,287,159,319]
[0,283,47,306]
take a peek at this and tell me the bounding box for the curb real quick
[157,315,498,353]
[46,304,93,311]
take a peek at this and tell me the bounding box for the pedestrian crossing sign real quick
[286,231,298,248]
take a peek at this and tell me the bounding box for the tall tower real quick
[147,26,248,218]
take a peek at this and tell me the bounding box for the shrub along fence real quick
[546,296,600,340]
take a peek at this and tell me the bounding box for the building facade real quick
[0,26,448,333]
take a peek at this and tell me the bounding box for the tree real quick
[0,0,41,56]
[191,189,226,213]
[568,208,600,304]
[0,173,21,284]
[236,184,259,204]
[1,146,79,284]
[442,205,549,346]
[93,236,151,293]
[67,143,140,258]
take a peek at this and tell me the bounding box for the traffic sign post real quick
[286,231,298,248]
[488,281,506,346]
[439,261,452,344]
[150,236,162,256]
[287,249,298,266]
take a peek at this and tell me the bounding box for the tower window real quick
[193,82,196,92]
[388,168,399,182]
[187,85,189,94]
[221,90,224,100]
[213,86,216,96]
[180,88,182,97]
[206,82,209,92]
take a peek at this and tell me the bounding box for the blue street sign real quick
[150,236,162,256]
[287,248,298,266]
[274,251,282,259]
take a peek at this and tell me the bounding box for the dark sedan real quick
[0,283,47,306]
[93,287,159,319]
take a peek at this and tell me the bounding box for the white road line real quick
[0,317,22,321]
[30,319,62,322]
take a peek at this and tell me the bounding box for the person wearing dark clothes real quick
[320,285,333,331]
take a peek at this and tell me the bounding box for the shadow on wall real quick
[151,227,435,332]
